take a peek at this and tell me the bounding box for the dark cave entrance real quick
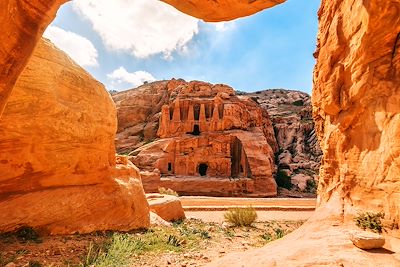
[192,124,200,135]
[198,163,208,176]
[168,162,172,173]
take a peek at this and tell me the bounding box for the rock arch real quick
[0,0,399,261]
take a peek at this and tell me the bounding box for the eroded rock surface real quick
[244,89,322,193]
[313,0,400,228]
[0,39,149,234]
[160,0,286,22]
[114,80,278,197]
[350,231,385,250]
[0,0,67,116]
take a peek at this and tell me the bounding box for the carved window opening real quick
[168,162,172,172]
[194,104,200,120]
[198,163,208,176]
[240,164,244,173]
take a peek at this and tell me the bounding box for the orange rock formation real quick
[160,0,286,22]
[0,0,67,117]
[115,80,278,197]
[0,39,149,234]
[313,0,400,228]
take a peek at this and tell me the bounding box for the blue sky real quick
[45,0,320,94]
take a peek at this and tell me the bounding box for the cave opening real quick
[198,163,208,176]
[192,124,200,135]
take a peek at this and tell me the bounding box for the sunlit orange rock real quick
[313,0,400,228]
[0,0,67,116]
[0,39,149,234]
[160,0,286,22]
[147,194,186,222]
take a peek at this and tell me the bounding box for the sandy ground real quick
[186,210,315,223]
[181,197,316,223]
[179,197,316,208]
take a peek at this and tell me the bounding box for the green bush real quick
[354,212,385,233]
[274,228,285,239]
[305,179,317,194]
[224,206,257,227]
[292,100,304,106]
[276,170,292,190]
[16,227,41,243]
[82,233,135,267]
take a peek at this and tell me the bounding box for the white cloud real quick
[107,67,156,88]
[72,0,199,59]
[43,26,98,67]
[214,22,236,32]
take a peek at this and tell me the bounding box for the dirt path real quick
[186,210,315,223]
[180,197,316,207]
[181,197,316,222]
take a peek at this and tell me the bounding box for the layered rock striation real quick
[0,39,149,234]
[114,80,278,197]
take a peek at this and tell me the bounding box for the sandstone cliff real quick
[0,39,149,234]
[244,89,322,194]
[313,0,400,229]
[0,0,67,117]
[113,79,278,197]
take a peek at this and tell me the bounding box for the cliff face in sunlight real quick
[313,0,400,226]
[0,39,149,234]
[0,0,67,116]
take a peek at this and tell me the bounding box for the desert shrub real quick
[224,206,258,227]
[16,227,41,243]
[167,235,184,247]
[274,228,285,239]
[305,179,317,194]
[292,100,304,106]
[82,233,135,267]
[276,170,292,190]
[354,212,385,233]
[260,233,273,242]
[158,187,179,196]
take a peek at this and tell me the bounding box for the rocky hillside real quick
[243,89,322,193]
[113,81,322,195]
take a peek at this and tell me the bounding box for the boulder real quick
[0,39,149,234]
[147,194,185,222]
[291,174,310,191]
[150,211,172,227]
[350,231,385,250]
